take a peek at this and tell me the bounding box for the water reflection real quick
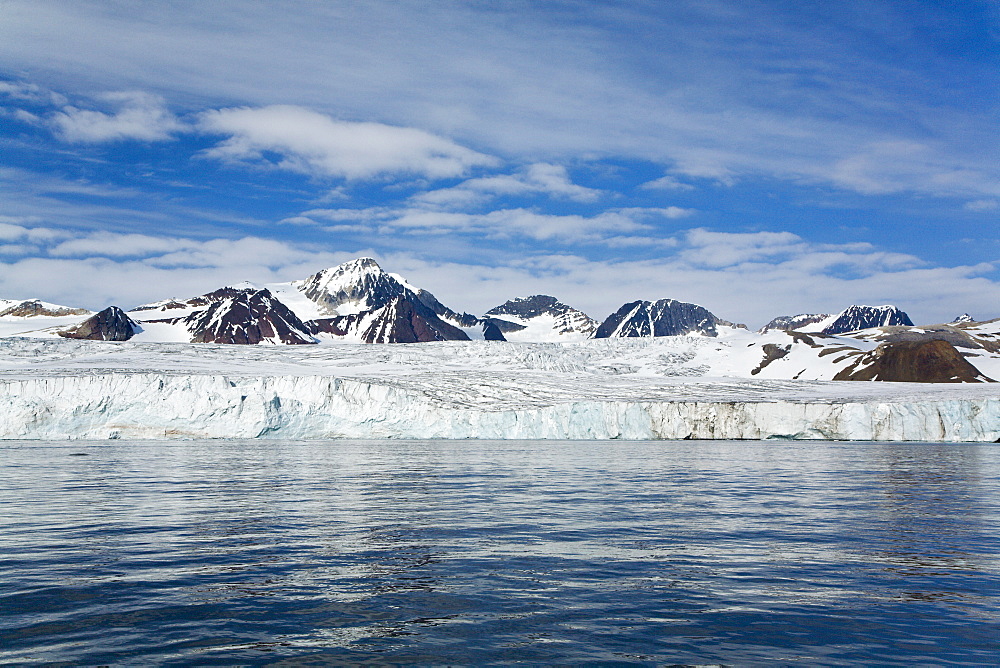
[0,440,998,665]
[855,444,997,609]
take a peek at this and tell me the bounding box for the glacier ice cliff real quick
[2,372,999,441]
[2,337,999,441]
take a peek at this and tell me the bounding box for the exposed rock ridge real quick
[758,313,829,334]
[822,305,913,334]
[183,288,316,344]
[308,296,470,343]
[1,300,90,318]
[486,295,598,338]
[594,299,729,338]
[58,306,138,341]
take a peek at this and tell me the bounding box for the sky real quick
[1,0,999,328]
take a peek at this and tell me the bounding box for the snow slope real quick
[2,336,999,441]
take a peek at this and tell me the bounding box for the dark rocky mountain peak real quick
[822,305,913,335]
[594,299,731,338]
[58,306,138,341]
[485,295,597,338]
[184,288,315,345]
[308,296,470,343]
[487,295,573,319]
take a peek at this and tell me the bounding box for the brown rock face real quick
[184,289,315,344]
[58,306,138,341]
[833,339,993,383]
[1,300,90,318]
[308,297,470,343]
[750,343,790,375]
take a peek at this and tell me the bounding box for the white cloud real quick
[304,205,660,243]
[618,206,695,220]
[965,199,999,212]
[830,140,1000,198]
[48,232,191,258]
[199,105,498,180]
[0,80,66,105]
[680,229,808,268]
[0,220,68,242]
[640,175,695,191]
[413,163,602,207]
[0,229,350,308]
[50,91,183,143]
[2,3,999,199]
[0,108,44,125]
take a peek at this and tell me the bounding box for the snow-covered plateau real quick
[2,336,999,441]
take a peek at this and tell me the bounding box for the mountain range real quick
[2,257,998,383]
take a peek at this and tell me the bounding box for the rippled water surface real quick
[1,440,998,665]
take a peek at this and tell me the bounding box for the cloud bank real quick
[199,105,497,179]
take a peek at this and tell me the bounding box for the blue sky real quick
[1,0,998,327]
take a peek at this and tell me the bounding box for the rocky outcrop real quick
[184,288,315,344]
[58,306,138,341]
[758,313,829,333]
[130,296,212,312]
[751,343,791,375]
[308,296,470,343]
[1,300,90,318]
[482,320,508,341]
[833,339,992,383]
[595,299,733,338]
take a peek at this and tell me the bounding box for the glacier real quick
[2,337,999,441]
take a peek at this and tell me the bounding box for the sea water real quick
[1,439,998,665]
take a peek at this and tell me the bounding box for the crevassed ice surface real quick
[2,337,1000,440]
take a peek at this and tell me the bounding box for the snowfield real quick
[2,335,999,441]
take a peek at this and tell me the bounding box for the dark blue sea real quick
[1,440,998,665]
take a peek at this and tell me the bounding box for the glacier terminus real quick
[2,258,1000,442]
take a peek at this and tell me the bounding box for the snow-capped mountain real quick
[594,299,738,338]
[1,257,996,391]
[124,260,475,344]
[290,257,478,340]
[952,313,975,324]
[760,306,913,335]
[293,257,475,323]
[758,313,829,334]
[800,305,914,335]
[484,295,597,342]
[179,288,316,345]
[309,296,470,343]
[296,258,411,316]
[132,286,315,344]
